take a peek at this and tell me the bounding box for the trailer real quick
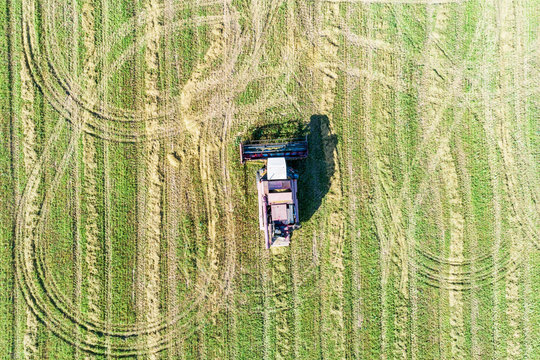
[240,136,308,249]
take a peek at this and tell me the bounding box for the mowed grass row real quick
[98,0,138,333]
[0,0,15,356]
[343,4,383,359]
[387,2,497,359]
[44,0,94,357]
[3,0,29,356]
[229,148,265,360]
[336,1,538,359]
[23,0,64,356]
[160,1,201,358]
[173,3,228,359]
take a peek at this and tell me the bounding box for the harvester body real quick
[240,137,308,249]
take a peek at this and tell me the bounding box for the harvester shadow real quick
[294,115,337,223]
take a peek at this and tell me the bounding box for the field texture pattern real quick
[0,0,539,359]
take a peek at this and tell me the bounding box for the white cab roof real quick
[267,157,287,180]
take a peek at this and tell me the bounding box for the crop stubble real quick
[3,0,539,359]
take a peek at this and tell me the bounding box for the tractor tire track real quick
[26,0,227,142]
[14,104,208,358]
[15,0,354,354]
[402,1,508,292]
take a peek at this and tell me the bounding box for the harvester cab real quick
[240,136,308,249]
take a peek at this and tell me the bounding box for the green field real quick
[0,0,539,359]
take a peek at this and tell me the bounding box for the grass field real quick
[0,0,539,359]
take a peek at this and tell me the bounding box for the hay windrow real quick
[141,0,163,357]
[315,2,346,358]
[421,4,465,358]
[78,3,102,358]
[69,0,83,357]
[440,138,466,359]
[20,35,39,360]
